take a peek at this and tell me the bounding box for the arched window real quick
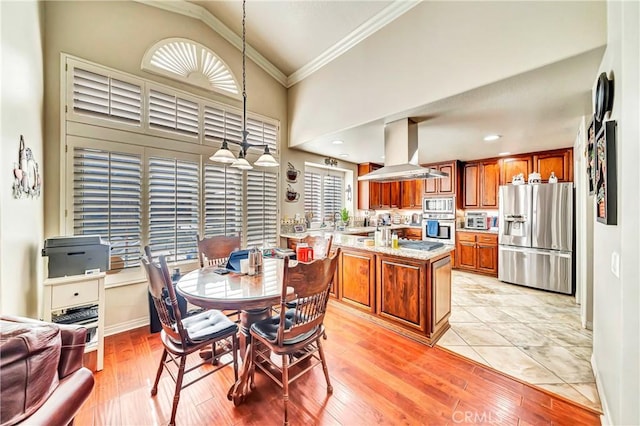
[142,38,240,98]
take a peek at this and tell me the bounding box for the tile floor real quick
[437,270,602,412]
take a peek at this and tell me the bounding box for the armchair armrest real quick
[0,315,88,378]
[57,323,88,379]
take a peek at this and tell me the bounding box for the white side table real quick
[43,273,106,371]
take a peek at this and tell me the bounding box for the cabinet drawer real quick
[457,232,476,243]
[51,280,100,310]
[477,234,498,244]
[404,228,422,239]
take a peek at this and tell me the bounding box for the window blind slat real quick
[73,147,142,268]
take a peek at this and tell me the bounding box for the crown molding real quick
[134,0,288,87]
[286,1,421,87]
[135,0,419,89]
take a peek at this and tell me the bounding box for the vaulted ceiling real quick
[170,1,606,164]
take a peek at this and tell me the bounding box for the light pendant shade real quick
[231,150,253,170]
[209,141,236,164]
[255,146,279,167]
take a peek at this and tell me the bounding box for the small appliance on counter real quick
[465,212,490,230]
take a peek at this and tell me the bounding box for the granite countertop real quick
[281,224,422,240]
[331,234,454,261]
[456,227,499,234]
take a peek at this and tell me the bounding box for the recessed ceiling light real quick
[332,140,343,145]
[339,154,349,158]
[483,134,502,142]
[498,152,511,156]
[381,155,385,160]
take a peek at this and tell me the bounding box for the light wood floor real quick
[77,301,601,425]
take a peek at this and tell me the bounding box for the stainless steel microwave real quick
[422,197,455,219]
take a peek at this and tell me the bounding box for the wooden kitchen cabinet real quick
[422,161,459,196]
[358,163,382,209]
[430,255,452,336]
[339,249,376,312]
[500,148,573,184]
[400,179,424,208]
[380,181,401,208]
[500,155,533,185]
[377,255,426,331]
[403,227,422,240]
[533,148,573,182]
[455,231,498,276]
[463,160,499,209]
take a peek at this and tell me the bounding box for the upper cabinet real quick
[463,160,499,209]
[533,149,573,182]
[358,163,400,210]
[422,161,459,196]
[500,155,533,185]
[500,148,573,184]
[400,179,424,209]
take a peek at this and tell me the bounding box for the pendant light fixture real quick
[209,0,279,170]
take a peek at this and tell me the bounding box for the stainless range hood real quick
[357,118,448,182]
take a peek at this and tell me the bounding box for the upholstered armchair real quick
[0,315,95,426]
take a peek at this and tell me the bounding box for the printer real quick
[42,235,111,278]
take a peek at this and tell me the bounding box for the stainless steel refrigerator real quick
[498,183,574,294]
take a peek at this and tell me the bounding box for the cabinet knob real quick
[74,292,79,296]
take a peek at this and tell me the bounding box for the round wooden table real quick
[176,257,293,405]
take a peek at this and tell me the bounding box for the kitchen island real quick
[293,233,453,346]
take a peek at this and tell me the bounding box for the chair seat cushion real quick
[179,310,237,343]
[250,310,316,345]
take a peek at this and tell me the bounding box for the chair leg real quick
[151,348,168,396]
[212,341,218,365]
[169,356,187,426]
[317,337,333,394]
[282,353,290,426]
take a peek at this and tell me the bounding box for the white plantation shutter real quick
[73,148,142,268]
[247,170,278,247]
[72,67,142,124]
[149,90,199,136]
[304,169,322,222]
[304,166,344,223]
[324,174,343,221]
[203,106,242,143]
[246,118,278,152]
[148,157,200,263]
[204,164,243,237]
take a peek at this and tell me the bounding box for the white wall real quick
[592,1,640,424]
[288,1,606,146]
[0,1,45,318]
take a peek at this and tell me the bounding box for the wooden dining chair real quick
[197,234,242,322]
[249,248,340,426]
[197,234,241,267]
[142,248,239,426]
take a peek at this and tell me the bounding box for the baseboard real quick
[105,317,149,337]
[592,354,613,425]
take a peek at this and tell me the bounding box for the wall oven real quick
[422,218,455,244]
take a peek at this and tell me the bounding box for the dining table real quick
[175,257,294,405]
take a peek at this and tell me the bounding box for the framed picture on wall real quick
[595,120,617,225]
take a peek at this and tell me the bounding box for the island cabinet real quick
[339,249,376,312]
[334,244,453,346]
[377,256,426,331]
[463,160,499,209]
[455,231,498,276]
